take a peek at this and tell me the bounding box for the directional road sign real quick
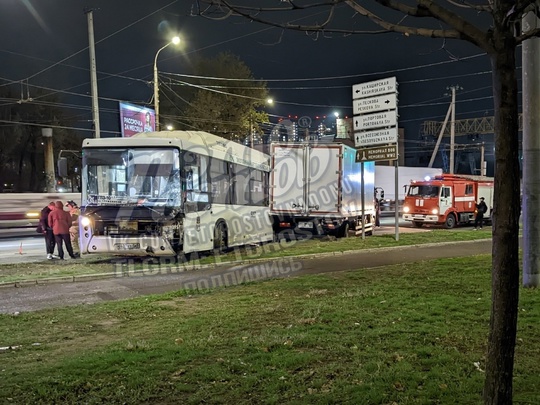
[355,144,398,162]
[353,93,397,115]
[353,110,397,132]
[352,77,397,100]
[355,127,398,148]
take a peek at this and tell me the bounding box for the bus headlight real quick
[431,208,439,215]
[403,206,410,213]
[80,216,92,228]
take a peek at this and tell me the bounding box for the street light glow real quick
[154,36,181,131]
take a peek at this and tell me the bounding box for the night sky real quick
[0,0,512,169]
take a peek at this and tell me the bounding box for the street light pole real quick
[153,36,180,132]
[249,98,274,148]
[249,115,254,149]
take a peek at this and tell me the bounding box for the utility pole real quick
[85,9,100,138]
[480,142,485,176]
[449,86,456,174]
[428,105,452,168]
[42,128,56,193]
[522,7,540,287]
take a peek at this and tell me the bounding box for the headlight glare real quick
[80,216,91,227]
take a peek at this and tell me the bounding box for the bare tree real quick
[196,0,539,403]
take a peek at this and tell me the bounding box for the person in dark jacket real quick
[474,197,488,230]
[48,201,77,260]
[39,201,57,260]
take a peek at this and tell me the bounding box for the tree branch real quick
[367,0,491,49]
[444,0,492,12]
[198,0,389,34]
[345,1,462,39]
[516,27,540,43]
[198,0,499,50]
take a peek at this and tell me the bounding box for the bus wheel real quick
[213,222,228,254]
[445,214,456,229]
[413,221,424,228]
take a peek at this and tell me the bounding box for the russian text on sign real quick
[355,127,398,147]
[353,110,397,131]
[352,77,397,100]
[355,145,398,162]
[353,93,397,115]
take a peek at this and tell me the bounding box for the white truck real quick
[270,142,376,238]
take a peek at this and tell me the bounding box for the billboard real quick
[119,102,155,137]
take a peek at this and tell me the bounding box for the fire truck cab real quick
[402,174,494,229]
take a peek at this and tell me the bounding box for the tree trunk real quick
[483,43,521,404]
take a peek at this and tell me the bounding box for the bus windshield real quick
[82,148,181,207]
[407,185,440,198]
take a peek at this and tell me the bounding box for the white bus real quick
[79,131,274,257]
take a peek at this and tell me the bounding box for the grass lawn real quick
[1,254,539,404]
[0,228,493,284]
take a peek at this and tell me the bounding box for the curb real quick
[0,238,493,288]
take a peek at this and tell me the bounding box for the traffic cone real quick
[19,242,23,255]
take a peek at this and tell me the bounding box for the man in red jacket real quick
[48,201,77,260]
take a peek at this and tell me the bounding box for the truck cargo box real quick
[270,142,375,237]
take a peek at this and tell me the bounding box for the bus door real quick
[182,153,212,253]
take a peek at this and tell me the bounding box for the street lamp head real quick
[266,98,274,105]
[154,36,181,132]
[334,111,339,118]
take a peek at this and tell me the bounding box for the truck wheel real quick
[445,214,457,229]
[412,221,423,228]
[338,222,350,238]
[213,222,228,254]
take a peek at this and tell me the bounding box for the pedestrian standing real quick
[39,201,57,260]
[66,200,80,256]
[474,197,488,230]
[375,197,381,227]
[48,201,77,260]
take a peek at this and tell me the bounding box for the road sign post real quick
[352,77,399,240]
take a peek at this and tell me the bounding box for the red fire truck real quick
[402,174,494,228]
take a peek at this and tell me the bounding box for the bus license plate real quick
[114,243,140,250]
[298,222,312,229]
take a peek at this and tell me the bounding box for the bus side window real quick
[209,158,231,204]
[183,152,209,206]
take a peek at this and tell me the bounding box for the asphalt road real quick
[0,237,493,314]
[0,215,466,265]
